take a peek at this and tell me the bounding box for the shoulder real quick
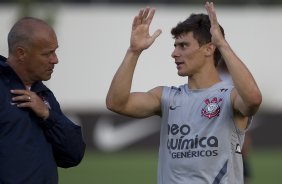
[149,84,187,101]
[0,55,7,62]
[148,86,164,101]
[0,55,9,74]
[160,84,186,103]
[162,84,186,93]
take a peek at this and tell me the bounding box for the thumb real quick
[151,29,162,41]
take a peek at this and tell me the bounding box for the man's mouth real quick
[175,61,184,69]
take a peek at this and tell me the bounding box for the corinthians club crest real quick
[201,97,222,119]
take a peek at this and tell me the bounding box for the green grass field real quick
[59,149,282,184]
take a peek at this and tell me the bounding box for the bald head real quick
[8,17,55,55]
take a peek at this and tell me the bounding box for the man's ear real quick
[204,43,216,57]
[15,46,26,62]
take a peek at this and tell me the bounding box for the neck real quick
[6,57,34,87]
[188,65,221,90]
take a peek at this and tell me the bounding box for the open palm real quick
[130,7,162,52]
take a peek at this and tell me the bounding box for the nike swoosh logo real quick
[93,116,161,152]
[169,105,181,110]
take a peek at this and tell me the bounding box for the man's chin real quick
[42,76,52,81]
[177,71,186,77]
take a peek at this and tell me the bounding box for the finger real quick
[205,2,212,12]
[142,7,150,21]
[132,16,138,30]
[16,101,31,108]
[146,8,156,26]
[138,8,144,17]
[134,8,144,26]
[151,29,162,41]
[10,89,27,95]
[11,89,33,99]
[205,2,218,25]
[138,8,144,21]
[12,94,31,102]
[205,2,213,19]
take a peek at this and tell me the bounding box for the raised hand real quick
[130,7,162,52]
[205,2,226,48]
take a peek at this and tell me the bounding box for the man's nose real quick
[50,53,59,64]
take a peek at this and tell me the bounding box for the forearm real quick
[206,1,261,115]
[219,41,262,109]
[106,49,141,112]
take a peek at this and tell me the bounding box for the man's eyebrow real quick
[174,41,189,47]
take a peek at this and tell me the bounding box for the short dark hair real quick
[171,13,225,66]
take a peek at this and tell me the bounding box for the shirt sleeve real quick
[39,94,86,168]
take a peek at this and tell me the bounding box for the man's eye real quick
[180,43,187,48]
[43,52,52,57]
[174,43,188,49]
